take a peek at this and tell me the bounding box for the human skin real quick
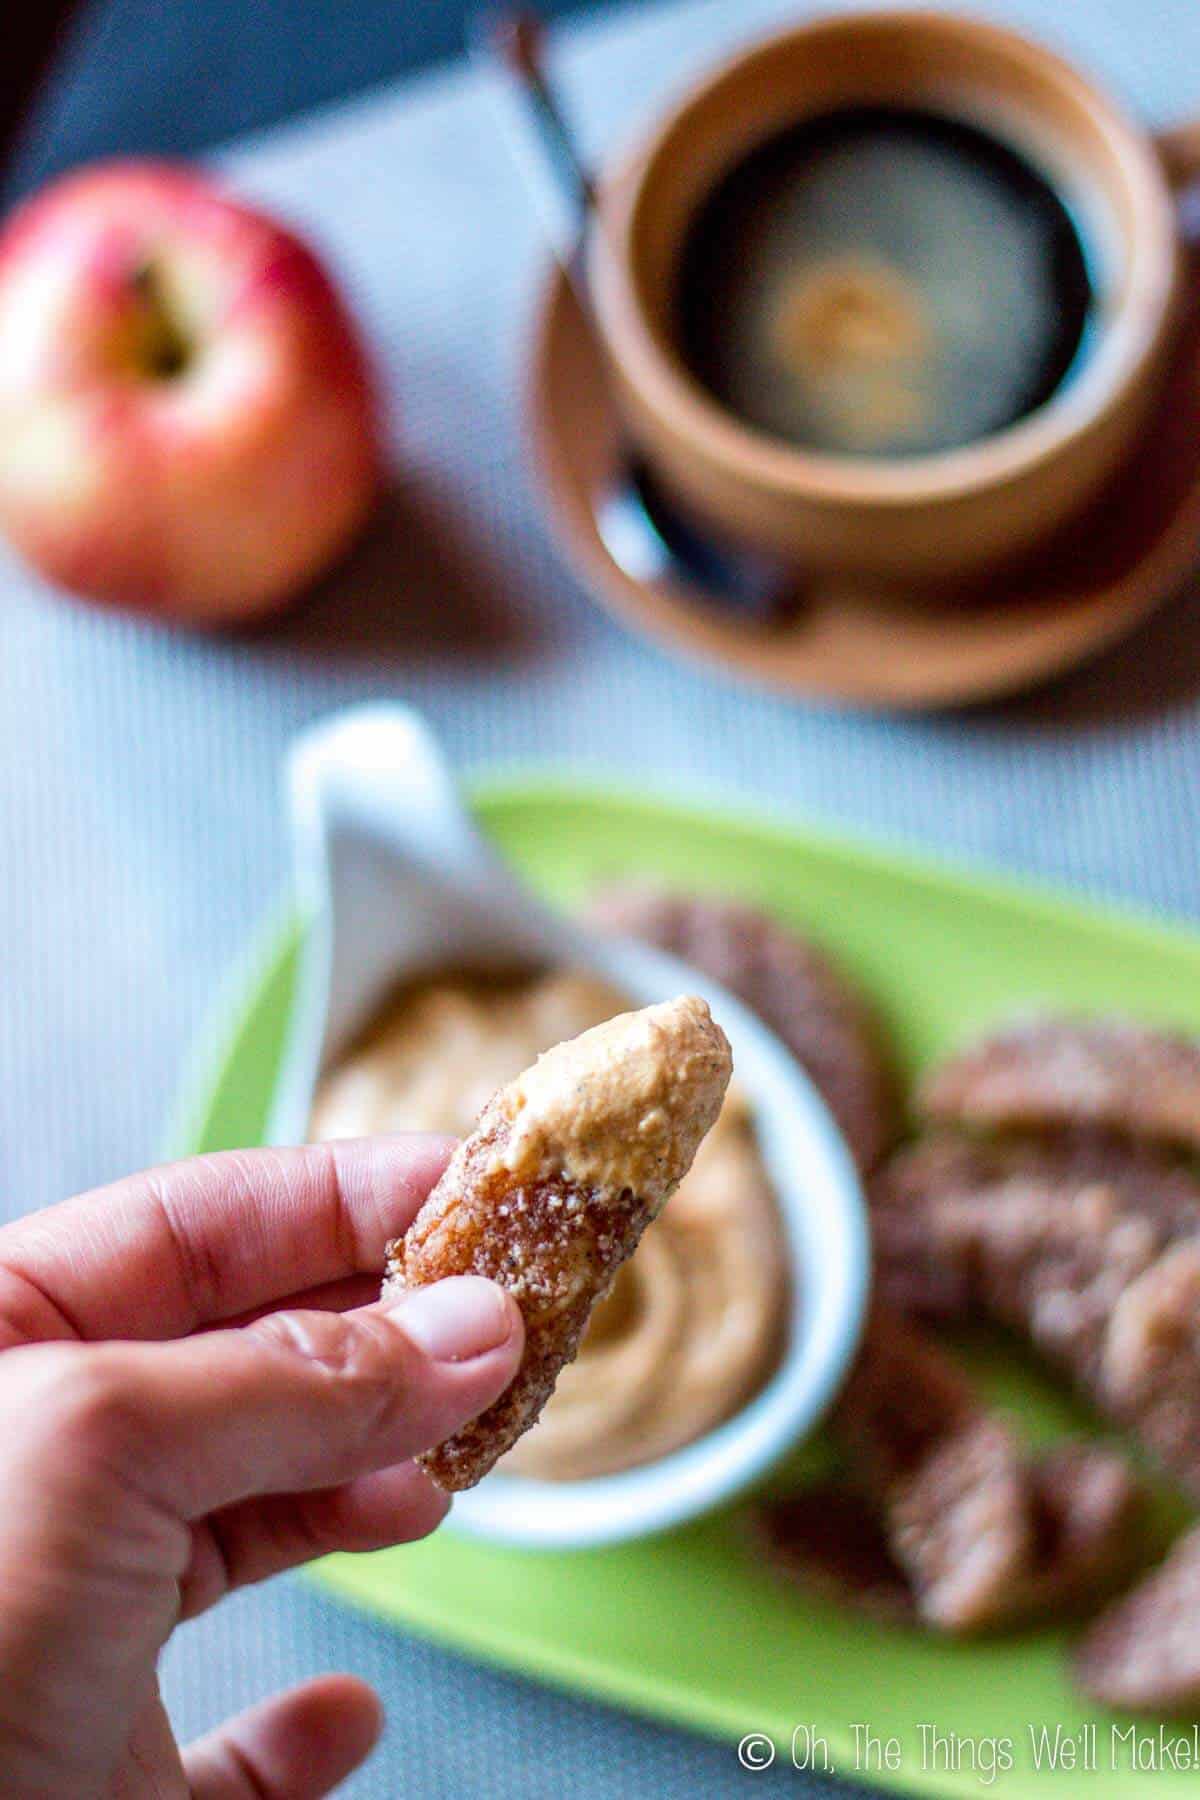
[0,1135,523,1797]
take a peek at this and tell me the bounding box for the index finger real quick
[0,1135,454,1348]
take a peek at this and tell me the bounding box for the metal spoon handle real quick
[470,6,798,622]
[470,8,597,290]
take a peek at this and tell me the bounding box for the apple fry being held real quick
[384,994,733,1490]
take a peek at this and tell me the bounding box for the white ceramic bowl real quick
[269,704,869,1549]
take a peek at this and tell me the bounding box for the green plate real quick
[170,778,1200,1796]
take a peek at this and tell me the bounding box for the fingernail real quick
[388,1277,514,1363]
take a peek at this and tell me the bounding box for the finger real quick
[215,1272,380,1332]
[184,1674,382,1800]
[83,1276,523,1518]
[0,1135,455,1349]
[127,1682,190,1794]
[181,1462,449,1617]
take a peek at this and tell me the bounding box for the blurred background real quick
[4,0,593,200]
[4,1,1200,1795]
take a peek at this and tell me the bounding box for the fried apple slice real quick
[758,1443,1142,1633]
[1075,1524,1200,1713]
[832,1306,1033,1633]
[871,1137,1200,1499]
[1015,1445,1145,1622]
[384,994,732,1490]
[920,1016,1200,1155]
[770,1306,1142,1634]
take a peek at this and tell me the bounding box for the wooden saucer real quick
[527,263,1200,709]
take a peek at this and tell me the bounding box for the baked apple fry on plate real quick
[384,995,732,1490]
[869,1011,1200,1711]
[759,1304,1143,1635]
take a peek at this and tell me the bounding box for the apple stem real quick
[129,260,191,379]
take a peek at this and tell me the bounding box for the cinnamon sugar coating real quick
[1075,1523,1200,1712]
[921,1015,1200,1154]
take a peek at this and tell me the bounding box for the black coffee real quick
[675,106,1095,458]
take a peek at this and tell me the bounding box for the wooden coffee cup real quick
[589,9,1200,584]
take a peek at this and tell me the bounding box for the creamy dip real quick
[311,970,787,1479]
[498,992,731,1207]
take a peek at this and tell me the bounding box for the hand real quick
[0,1136,524,1798]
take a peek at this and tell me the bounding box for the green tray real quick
[170,778,1200,1796]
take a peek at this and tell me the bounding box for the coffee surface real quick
[675,106,1094,458]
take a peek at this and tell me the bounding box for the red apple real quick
[0,159,381,625]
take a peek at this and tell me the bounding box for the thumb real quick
[124,1274,524,1519]
[184,1674,383,1798]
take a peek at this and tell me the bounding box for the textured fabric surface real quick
[2,0,1200,1791]
[2,0,596,203]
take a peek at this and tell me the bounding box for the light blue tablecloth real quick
[2,0,1200,1790]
